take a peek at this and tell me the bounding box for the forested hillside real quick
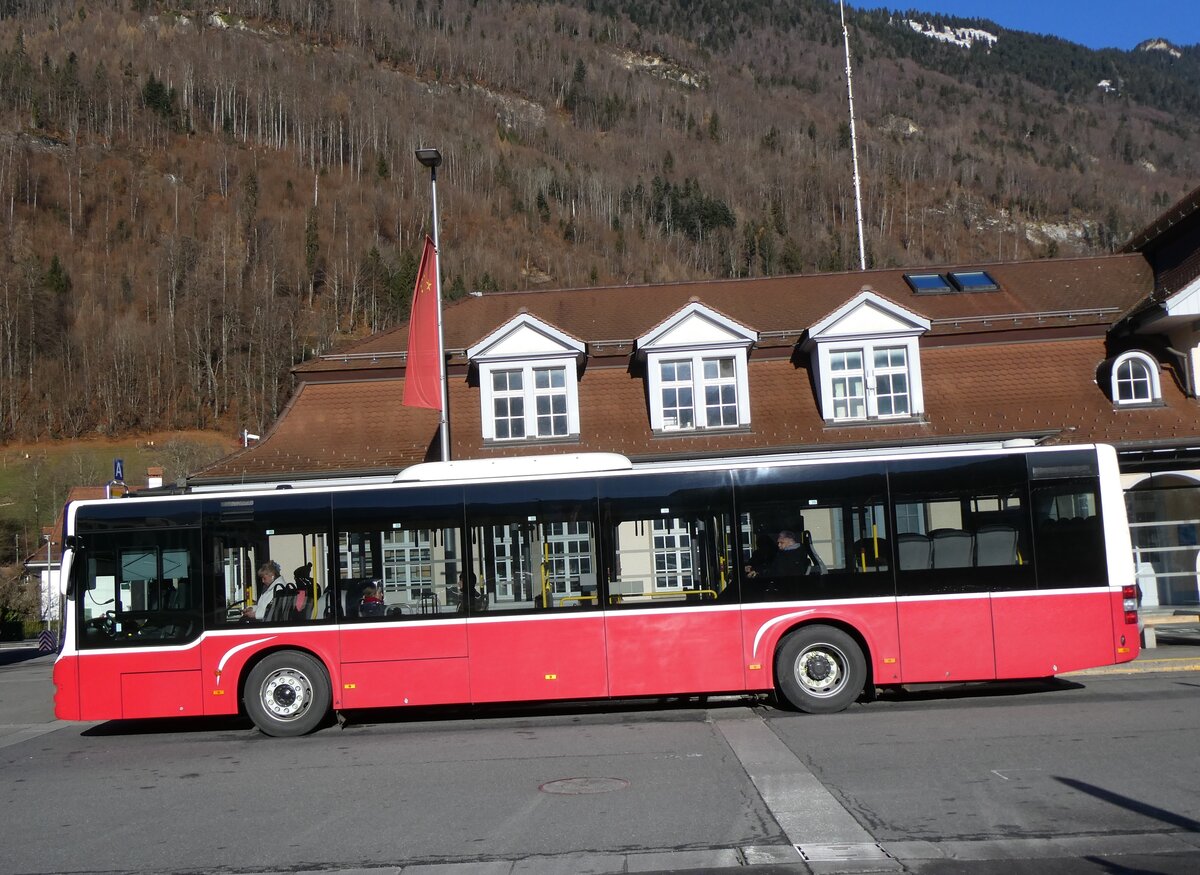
[1,0,1197,446]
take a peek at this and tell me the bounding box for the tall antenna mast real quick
[840,0,867,271]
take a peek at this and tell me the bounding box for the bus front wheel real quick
[775,626,866,714]
[244,651,331,737]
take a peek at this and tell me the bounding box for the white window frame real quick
[646,349,751,432]
[1112,351,1161,406]
[871,345,912,417]
[828,349,867,420]
[479,358,580,442]
[817,338,921,422]
[490,368,528,440]
[657,358,696,430]
[652,518,694,591]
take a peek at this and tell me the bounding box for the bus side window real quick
[466,477,600,614]
[889,455,1034,595]
[734,460,891,601]
[598,470,735,608]
[1031,481,1106,588]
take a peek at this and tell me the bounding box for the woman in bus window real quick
[244,561,286,619]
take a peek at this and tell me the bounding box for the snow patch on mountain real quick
[904,20,998,50]
[1136,38,1182,59]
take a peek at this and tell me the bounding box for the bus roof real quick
[395,453,633,482]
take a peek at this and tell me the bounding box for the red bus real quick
[53,442,1139,736]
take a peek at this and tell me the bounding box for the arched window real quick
[1112,351,1161,406]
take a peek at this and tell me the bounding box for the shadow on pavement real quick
[1056,775,1200,832]
[0,647,52,667]
[80,695,757,737]
[872,676,1084,704]
[341,693,755,730]
[82,715,253,737]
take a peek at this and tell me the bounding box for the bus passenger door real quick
[331,486,471,710]
[464,479,609,704]
[201,492,340,715]
[889,457,1035,683]
[599,471,745,697]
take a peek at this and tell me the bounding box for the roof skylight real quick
[903,273,953,293]
[948,270,999,292]
[903,270,1000,294]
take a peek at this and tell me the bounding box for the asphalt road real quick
[2,644,1199,875]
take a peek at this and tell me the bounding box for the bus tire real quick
[244,651,331,737]
[775,625,866,714]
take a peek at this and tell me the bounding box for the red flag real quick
[403,236,443,410]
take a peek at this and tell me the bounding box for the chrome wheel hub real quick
[261,669,312,720]
[795,647,845,697]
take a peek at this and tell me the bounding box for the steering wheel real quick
[88,610,117,636]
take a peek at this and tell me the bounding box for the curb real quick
[1064,657,1200,677]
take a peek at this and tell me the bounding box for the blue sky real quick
[853,1,1200,50]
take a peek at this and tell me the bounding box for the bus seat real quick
[975,524,1018,566]
[931,529,973,568]
[896,533,933,570]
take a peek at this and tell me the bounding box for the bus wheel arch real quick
[773,622,869,714]
[241,648,332,737]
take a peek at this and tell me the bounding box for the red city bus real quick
[53,443,1139,736]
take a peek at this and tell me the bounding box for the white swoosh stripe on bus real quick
[752,610,815,659]
[216,637,276,685]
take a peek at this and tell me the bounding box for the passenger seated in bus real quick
[359,584,385,617]
[747,530,811,579]
[453,571,484,612]
[244,561,286,619]
[744,532,777,578]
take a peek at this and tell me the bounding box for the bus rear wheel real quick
[244,651,331,737]
[775,626,866,714]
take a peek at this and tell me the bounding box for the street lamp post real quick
[415,147,450,461]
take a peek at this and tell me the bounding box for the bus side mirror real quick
[60,539,84,597]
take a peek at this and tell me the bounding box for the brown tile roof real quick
[189,249,1198,484]
[194,380,440,481]
[296,254,1153,377]
[1123,183,1200,303]
[1124,181,1200,254]
[193,334,1199,483]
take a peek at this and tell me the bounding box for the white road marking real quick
[712,709,900,868]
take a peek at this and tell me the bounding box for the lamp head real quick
[415,147,442,168]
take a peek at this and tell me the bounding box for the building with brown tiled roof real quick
[192,187,1200,608]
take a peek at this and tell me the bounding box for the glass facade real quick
[1128,483,1200,607]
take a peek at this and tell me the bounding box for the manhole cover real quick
[539,776,630,795]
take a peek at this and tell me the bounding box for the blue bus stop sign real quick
[114,458,124,482]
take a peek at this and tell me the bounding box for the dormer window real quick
[658,355,740,430]
[467,314,585,443]
[637,303,756,434]
[803,290,929,424]
[1112,351,1161,406]
[489,365,570,438]
[827,343,912,420]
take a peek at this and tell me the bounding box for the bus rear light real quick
[1122,585,1138,624]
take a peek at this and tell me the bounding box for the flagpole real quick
[416,147,450,460]
[840,0,867,271]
